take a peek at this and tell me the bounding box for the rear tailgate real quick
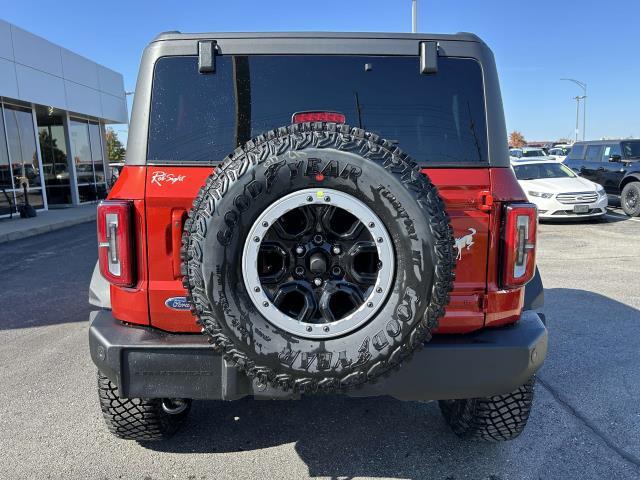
[145,166,491,333]
[425,169,491,333]
[145,166,213,332]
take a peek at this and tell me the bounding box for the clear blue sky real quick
[3,0,639,142]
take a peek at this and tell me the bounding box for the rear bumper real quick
[89,310,547,401]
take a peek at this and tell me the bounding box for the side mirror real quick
[609,154,622,163]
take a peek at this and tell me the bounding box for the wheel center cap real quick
[309,252,327,274]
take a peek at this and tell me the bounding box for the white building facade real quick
[0,19,127,215]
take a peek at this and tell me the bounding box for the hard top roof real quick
[573,139,639,145]
[151,31,483,43]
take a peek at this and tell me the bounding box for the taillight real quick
[501,203,537,288]
[97,200,135,287]
[292,111,346,124]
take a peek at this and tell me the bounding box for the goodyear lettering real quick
[375,184,419,241]
[386,318,401,337]
[279,348,300,367]
[372,330,389,351]
[305,158,362,182]
[333,350,352,369]
[352,336,372,368]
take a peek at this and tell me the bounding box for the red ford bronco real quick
[89,32,547,442]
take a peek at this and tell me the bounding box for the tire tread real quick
[182,122,455,393]
[438,377,535,441]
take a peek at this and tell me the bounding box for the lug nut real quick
[313,277,323,287]
[313,234,323,245]
[331,266,342,276]
[332,245,341,255]
[295,245,305,255]
[294,266,305,277]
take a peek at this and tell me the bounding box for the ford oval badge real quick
[165,296,191,311]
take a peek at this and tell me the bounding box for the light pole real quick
[412,0,417,33]
[561,78,587,141]
[572,96,585,142]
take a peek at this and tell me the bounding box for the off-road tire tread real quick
[621,182,640,217]
[182,122,455,393]
[438,377,535,441]
[97,372,190,441]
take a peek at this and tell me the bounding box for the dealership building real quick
[0,19,127,216]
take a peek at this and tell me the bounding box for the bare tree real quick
[509,131,526,148]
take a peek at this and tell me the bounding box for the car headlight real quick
[528,191,554,199]
[596,185,606,197]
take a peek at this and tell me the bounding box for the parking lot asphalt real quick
[0,207,638,480]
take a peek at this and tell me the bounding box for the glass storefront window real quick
[0,104,110,215]
[0,108,13,214]
[89,122,105,183]
[70,118,108,202]
[1,103,44,212]
[5,106,41,188]
[38,107,72,205]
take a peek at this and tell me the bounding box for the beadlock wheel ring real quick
[242,188,395,340]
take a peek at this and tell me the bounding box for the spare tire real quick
[182,122,455,392]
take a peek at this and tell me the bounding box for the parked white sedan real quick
[513,160,608,219]
[548,145,572,162]
[510,147,553,162]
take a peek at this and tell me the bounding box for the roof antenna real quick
[412,0,417,33]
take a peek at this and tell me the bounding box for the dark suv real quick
[89,32,547,443]
[565,139,640,216]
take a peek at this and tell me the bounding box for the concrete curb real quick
[0,212,96,244]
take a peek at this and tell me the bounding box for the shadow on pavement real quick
[139,287,640,478]
[540,288,640,464]
[0,222,96,330]
[144,395,510,478]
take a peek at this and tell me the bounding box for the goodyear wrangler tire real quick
[182,122,455,392]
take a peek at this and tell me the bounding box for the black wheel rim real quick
[242,188,394,339]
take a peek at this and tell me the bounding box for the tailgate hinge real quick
[198,40,217,74]
[419,41,439,74]
[476,190,494,212]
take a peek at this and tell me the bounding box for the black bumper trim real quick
[89,310,547,401]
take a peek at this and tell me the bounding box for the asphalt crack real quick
[538,376,640,469]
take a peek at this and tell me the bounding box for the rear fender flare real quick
[620,173,640,191]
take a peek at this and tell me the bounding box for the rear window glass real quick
[622,140,640,159]
[569,144,585,158]
[147,55,488,165]
[522,149,545,157]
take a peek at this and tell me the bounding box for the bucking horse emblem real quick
[454,228,476,260]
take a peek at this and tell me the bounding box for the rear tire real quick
[438,377,535,441]
[621,182,640,217]
[97,372,191,441]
